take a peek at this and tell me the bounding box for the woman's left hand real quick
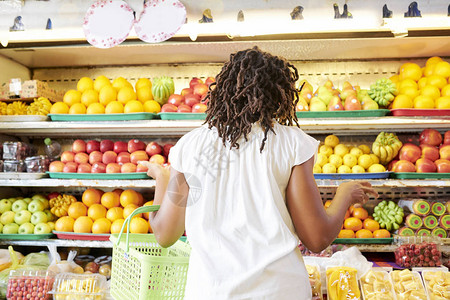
[137,161,169,180]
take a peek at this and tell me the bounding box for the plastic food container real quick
[49,272,107,300]
[360,270,396,300]
[394,236,442,268]
[0,160,3,172]
[24,155,49,173]
[326,266,360,300]
[3,160,25,172]
[421,270,450,300]
[306,265,323,300]
[2,142,28,160]
[6,269,55,300]
[390,269,427,300]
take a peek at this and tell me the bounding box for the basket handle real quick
[116,204,160,252]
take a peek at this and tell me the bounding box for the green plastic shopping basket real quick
[109,205,191,300]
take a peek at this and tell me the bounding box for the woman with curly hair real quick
[141,47,377,299]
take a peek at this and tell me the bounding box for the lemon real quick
[436,96,450,109]
[69,103,87,114]
[324,134,339,148]
[143,100,161,113]
[342,153,357,168]
[426,56,443,67]
[94,75,111,92]
[99,85,117,106]
[112,77,133,91]
[63,90,82,107]
[369,154,380,164]
[124,100,144,113]
[135,78,152,90]
[315,153,328,167]
[313,165,322,174]
[392,94,413,109]
[117,86,136,104]
[358,144,371,155]
[433,61,450,78]
[398,78,418,90]
[352,165,365,173]
[358,154,373,169]
[328,154,343,168]
[389,74,399,83]
[399,86,419,100]
[427,75,447,89]
[319,145,333,157]
[368,164,386,173]
[349,147,363,158]
[441,84,450,97]
[399,63,422,81]
[414,95,434,109]
[418,77,428,90]
[338,165,351,174]
[81,89,99,107]
[334,144,349,157]
[77,77,94,92]
[322,163,336,174]
[105,101,124,114]
[86,103,105,114]
[136,86,153,103]
[50,102,70,114]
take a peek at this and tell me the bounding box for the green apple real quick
[0,199,12,213]
[31,211,48,225]
[14,210,32,225]
[7,198,17,202]
[32,194,49,209]
[0,211,15,225]
[34,222,51,234]
[22,198,32,205]
[0,223,3,233]
[18,222,34,234]
[11,200,28,213]
[47,221,55,231]
[28,199,45,213]
[44,210,54,222]
[3,223,19,234]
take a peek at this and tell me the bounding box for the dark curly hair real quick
[204,46,301,152]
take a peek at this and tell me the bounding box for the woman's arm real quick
[286,156,378,253]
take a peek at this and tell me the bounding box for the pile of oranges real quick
[54,188,153,234]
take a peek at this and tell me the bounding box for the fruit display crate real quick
[296,109,390,118]
[46,172,151,180]
[48,113,158,121]
[0,233,54,240]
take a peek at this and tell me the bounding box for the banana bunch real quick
[372,131,402,165]
[151,76,175,106]
[27,97,52,115]
[49,194,77,217]
[6,101,28,115]
[368,78,397,108]
[0,102,7,115]
[326,267,360,300]
[373,200,404,232]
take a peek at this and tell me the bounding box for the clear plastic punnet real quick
[306,264,323,300]
[49,272,107,300]
[360,269,396,300]
[394,235,443,268]
[326,266,360,300]
[421,270,450,300]
[390,269,427,300]
[6,269,55,300]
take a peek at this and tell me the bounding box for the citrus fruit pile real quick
[50,76,162,115]
[54,188,153,234]
[390,56,450,109]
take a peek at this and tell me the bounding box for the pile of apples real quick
[48,139,173,174]
[390,129,450,173]
[0,194,56,235]
[161,77,215,113]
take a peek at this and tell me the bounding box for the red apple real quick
[420,144,440,162]
[91,162,106,173]
[416,158,437,173]
[387,159,399,171]
[61,151,75,163]
[86,140,100,154]
[392,160,416,172]
[399,143,422,163]
[168,94,185,107]
[440,144,450,160]
[102,151,118,165]
[192,103,207,113]
[136,163,148,173]
[180,88,193,97]
[113,141,128,154]
[163,144,174,157]
[130,150,149,164]
[72,139,86,153]
[146,142,162,157]
[419,129,442,146]
[106,163,121,173]
[128,139,146,153]
[47,192,61,200]
[435,159,450,173]
[193,83,208,97]
[77,163,92,173]
[177,104,192,113]
[444,131,450,145]
[149,154,165,165]
[205,77,215,86]
[49,161,65,172]
[74,152,89,164]
[189,77,203,89]
[116,152,131,164]
[184,93,201,107]
[161,103,178,113]
[89,151,103,164]
[100,139,114,153]
[63,162,78,173]
[121,163,137,173]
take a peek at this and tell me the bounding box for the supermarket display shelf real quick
[1,117,449,137]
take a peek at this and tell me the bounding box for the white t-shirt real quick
[169,122,319,299]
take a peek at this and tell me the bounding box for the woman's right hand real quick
[334,181,379,207]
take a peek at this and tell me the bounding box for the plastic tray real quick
[333,238,393,244]
[360,270,396,300]
[391,172,450,179]
[0,233,54,240]
[0,172,48,179]
[47,172,150,179]
[0,115,48,122]
[158,112,206,120]
[314,172,392,180]
[296,109,390,118]
[53,231,110,241]
[390,108,450,117]
[48,113,157,121]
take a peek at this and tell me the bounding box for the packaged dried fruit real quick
[422,270,450,300]
[24,156,49,173]
[3,160,25,173]
[326,266,360,300]
[49,272,107,300]
[2,142,28,161]
[360,269,395,300]
[390,269,427,300]
[6,269,55,300]
[306,265,323,300]
[394,236,442,268]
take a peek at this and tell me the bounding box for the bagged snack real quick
[47,245,84,274]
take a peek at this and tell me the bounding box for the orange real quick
[355,229,373,238]
[136,86,153,103]
[143,100,160,113]
[92,217,111,234]
[352,207,369,220]
[363,219,380,232]
[73,216,93,233]
[101,192,120,209]
[142,200,154,220]
[324,200,332,208]
[348,205,355,215]
[426,75,447,89]
[87,204,107,221]
[344,210,350,219]
[67,202,88,219]
[373,229,391,238]
[81,89,99,107]
[136,192,144,206]
[129,217,149,234]
[135,78,152,90]
[343,217,363,231]
[63,90,82,107]
[110,219,126,234]
[94,75,111,92]
[399,63,422,81]
[391,94,413,109]
[338,229,355,239]
[99,85,117,106]
[69,103,87,114]
[50,102,70,114]
[123,204,141,219]
[55,216,75,232]
[77,77,94,92]
[432,61,450,78]
[117,86,136,104]
[106,207,124,222]
[82,188,103,207]
[426,56,443,67]
[120,189,141,207]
